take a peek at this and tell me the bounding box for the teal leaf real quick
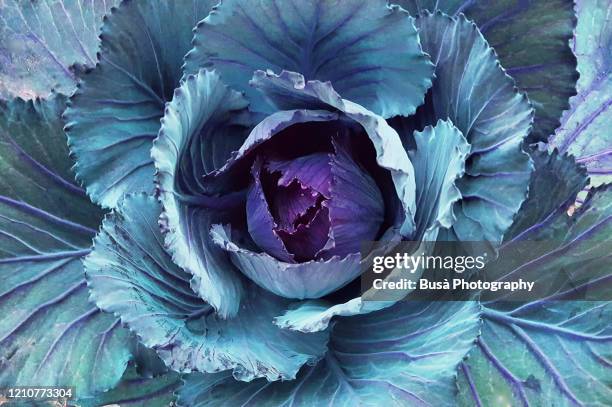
[75,363,181,407]
[0,0,119,99]
[274,298,371,333]
[408,119,470,241]
[183,0,434,118]
[272,237,434,334]
[129,341,171,379]
[85,193,329,381]
[550,0,612,189]
[179,301,481,406]
[458,185,612,406]
[393,12,533,245]
[152,69,254,318]
[395,0,578,142]
[505,148,589,242]
[211,224,362,299]
[63,0,215,208]
[395,0,464,13]
[0,96,132,397]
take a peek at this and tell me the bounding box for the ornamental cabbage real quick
[0,0,610,405]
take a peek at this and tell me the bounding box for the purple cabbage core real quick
[245,122,385,263]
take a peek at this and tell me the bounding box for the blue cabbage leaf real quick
[76,346,179,406]
[0,96,132,397]
[457,151,612,406]
[85,193,329,382]
[506,148,589,241]
[550,0,612,190]
[152,69,254,318]
[274,297,370,334]
[128,341,173,378]
[63,0,216,208]
[183,0,434,118]
[178,301,480,406]
[76,363,181,407]
[392,12,533,246]
[0,0,119,99]
[395,0,578,142]
[408,119,470,242]
[210,224,362,299]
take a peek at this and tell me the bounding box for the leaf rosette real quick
[1,0,599,404]
[74,0,535,396]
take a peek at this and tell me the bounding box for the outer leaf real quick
[129,340,171,379]
[505,148,589,242]
[152,70,254,318]
[550,0,612,188]
[75,364,181,407]
[179,301,481,406]
[0,96,131,397]
[0,0,119,99]
[183,0,434,118]
[63,0,215,208]
[458,185,612,406]
[395,13,533,245]
[395,0,578,142]
[273,239,434,333]
[274,297,366,333]
[85,194,329,382]
[408,119,470,241]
